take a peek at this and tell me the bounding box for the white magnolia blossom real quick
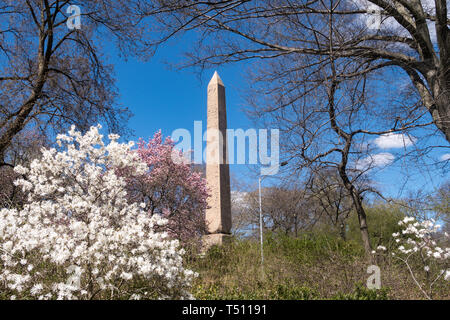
[377,216,450,299]
[0,125,196,299]
[389,217,450,285]
[394,217,449,261]
[445,270,450,281]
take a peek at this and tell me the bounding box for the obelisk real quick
[203,71,232,247]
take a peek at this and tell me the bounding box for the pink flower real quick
[122,131,210,244]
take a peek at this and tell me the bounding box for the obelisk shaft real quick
[205,72,232,236]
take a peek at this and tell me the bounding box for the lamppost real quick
[258,161,288,268]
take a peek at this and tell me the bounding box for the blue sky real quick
[110,39,269,189]
[107,36,449,198]
[112,38,251,138]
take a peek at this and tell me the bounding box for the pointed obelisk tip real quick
[208,71,224,87]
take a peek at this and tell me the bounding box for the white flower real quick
[120,272,133,280]
[392,217,450,292]
[30,284,43,295]
[108,134,120,141]
[377,245,387,251]
[403,217,415,223]
[433,252,442,259]
[14,165,28,175]
[0,125,194,300]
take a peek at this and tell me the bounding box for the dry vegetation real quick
[187,234,449,300]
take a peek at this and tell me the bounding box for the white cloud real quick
[354,152,395,171]
[374,133,417,149]
[440,154,450,161]
[349,0,449,42]
[231,190,247,203]
[349,0,406,33]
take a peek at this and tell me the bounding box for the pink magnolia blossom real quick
[126,131,209,245]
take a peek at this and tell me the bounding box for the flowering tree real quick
[0,125,196,300]
[126,131,209,245]
[378,217,449,300]
[0,130,47,209]
[0,166,19,209]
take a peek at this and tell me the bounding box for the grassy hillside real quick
[186,233,449,300]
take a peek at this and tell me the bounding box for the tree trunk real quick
[338,165,372,254]
[339,222,346,241]
[434,98,450,143]
[433,74,450,143]
[433,0,450,142]
[0,24,50,159]
[351,192,372,255]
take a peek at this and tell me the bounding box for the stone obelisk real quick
[203,71,232,247]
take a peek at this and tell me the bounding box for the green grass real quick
[186,232,448,300]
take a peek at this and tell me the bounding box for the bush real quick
[347,203,405,248]
[0,126,195,300]
[192,280,320,300]
[264,231,364,264]
[127,132,209,245]
[271,281,320,300]
[333,283,390,300]
[188,236,366,300]
[376,216,450,300]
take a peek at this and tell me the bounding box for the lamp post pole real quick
[258,161,288,269]
[258,176,264,267]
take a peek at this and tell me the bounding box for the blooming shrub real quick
[0,125,196,300]
[126,131,209,245]
[378,216,449,299]
[0,166,22,209]
[0,130,47,209]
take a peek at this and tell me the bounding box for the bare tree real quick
[230,190,254,238]
[263,186,318,236]
[142,0,450,142]
[0,1,162,163]
[433,181,449,224]
[233,184,320,238]
[139,0,449,253]
[307,169,354,240]
[0,128,46,208]
[254,46,428,254]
